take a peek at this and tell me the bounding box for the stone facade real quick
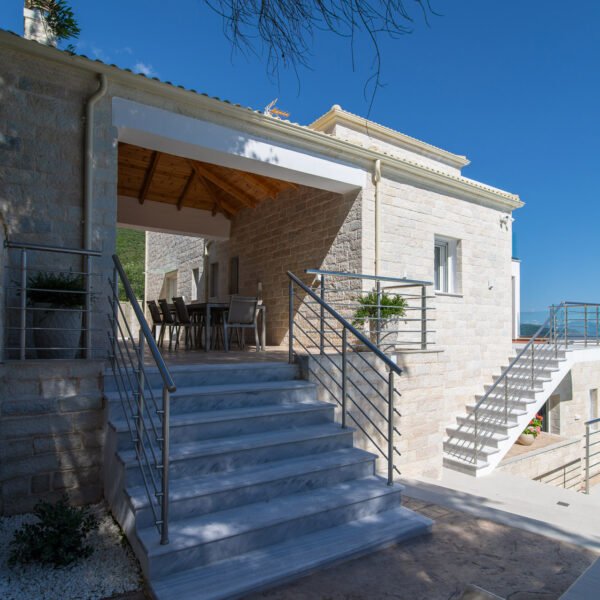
[0,360,105,514]
[145,231,205,304]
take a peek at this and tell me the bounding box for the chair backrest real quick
[158,299,176,324]
[173,296,191,324]
[146,300,162,325]
[227,295,258,325]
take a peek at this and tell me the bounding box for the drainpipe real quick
[373,159,382,277]
[83,74,108,358]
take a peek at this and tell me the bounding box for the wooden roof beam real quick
[189,160,258,208]
[139,151,161,204]
[176,171,195,211]
[188,161,237,218]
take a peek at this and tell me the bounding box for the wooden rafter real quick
[139,151,161,204]
[190,161,258,208]
[176,171,195,211]
[188,161,236,218]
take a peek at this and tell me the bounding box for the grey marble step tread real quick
[150,505,432,600]
[111,400,333,432]
[113,361,297,375]
[118,423,354,466]
[138,475,401,556]
[127,447,376,509]
[105,379,315,402]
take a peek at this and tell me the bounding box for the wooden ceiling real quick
[117,142,297,219]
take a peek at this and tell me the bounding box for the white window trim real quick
[434,236,458,294]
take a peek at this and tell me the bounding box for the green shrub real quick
[352,290,407,326]
[27,272,85,308]
[9,495,98,568]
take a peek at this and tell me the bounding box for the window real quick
[229,257,239,295]
[191,267,201,301]
[209,262,219,299]
[434,237,458,294]
[590,389,598,421]
[161,271,178,301]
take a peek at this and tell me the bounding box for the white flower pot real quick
[33,304,82,359]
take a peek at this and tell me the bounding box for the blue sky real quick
[2,1,599,311]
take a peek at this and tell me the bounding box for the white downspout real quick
[83,74,108,358]
[373,159,382,276]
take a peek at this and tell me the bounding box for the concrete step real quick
[481,384,540,399]
[111,401,335,448]
[138,476,404,579]
[104,361,299,392]
[445,426,509,448]
[456,415,520,432]
[149,505,432,600]
[442,455,487,475]
[106,379,317,418]
[443,438,500,463]
[119,424,355,486]
[128,448,376,528]
[466,403,528,418]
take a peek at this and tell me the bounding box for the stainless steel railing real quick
[108,254,175,545]
[305,269,435,351]
[3,240,102,359]
[446,301,600,466]
[584,417,600,494]
[288,271,403,485]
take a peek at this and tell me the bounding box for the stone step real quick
[456,415,520,432]
[481,384,539,399]
[128,448,376,529]
[106,379,317,418]
[442,455,487,475]
[111,401,335,448]
[138,476,403,579]
[445,426,509,448]
[469,397,536,413]
[443,438,500,463]
[104,361,299,392]
[149,505,432,600]
[119,424,355,486]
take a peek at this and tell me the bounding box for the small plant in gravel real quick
[9,495,98,568]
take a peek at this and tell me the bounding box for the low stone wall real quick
[496,437,582,490]
[0,360,105,514]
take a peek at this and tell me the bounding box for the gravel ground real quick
[0,502,143,600]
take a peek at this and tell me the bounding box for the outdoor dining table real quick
[186,301,267,352]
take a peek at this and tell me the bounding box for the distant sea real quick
[521,310,549,326]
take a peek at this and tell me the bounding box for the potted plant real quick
[517,414,543,446]
[28,271,86,359]
[352,290,407,347]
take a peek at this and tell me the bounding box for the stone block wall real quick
[145,231,205,304]
[0,360,105,514]
[209,185,362,345]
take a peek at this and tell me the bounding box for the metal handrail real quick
[3,240,102,359]
[288,271,401,485]
[110,254,175,544]
[306,268,432,287]
[584,416,600,494]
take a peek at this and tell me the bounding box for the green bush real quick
[27,272,85,308]
[116,228,145,302]
[352,290,407,326]
[9,495,98,568]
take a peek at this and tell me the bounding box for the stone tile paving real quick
[245,497,598,600]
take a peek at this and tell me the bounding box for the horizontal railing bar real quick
[5,240,102,257]
[306,268,432,287]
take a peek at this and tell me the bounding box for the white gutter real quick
[373,159,382,276]
[84,73,108,250]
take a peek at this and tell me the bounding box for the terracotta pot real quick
[517,433,535,446]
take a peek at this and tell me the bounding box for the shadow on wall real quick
[208,185,362,346]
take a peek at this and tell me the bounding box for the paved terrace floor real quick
[143,345,289,367]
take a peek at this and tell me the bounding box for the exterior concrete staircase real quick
[104,361,431,600]
[443,345,574,476]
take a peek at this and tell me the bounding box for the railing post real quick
[19,249,27,360]
[387,370,394,485]
[585,424,590,495]
[160,385,170,545]
[584,305,588,347]
[319,275,325,355]
[84,254,92,359]
[137,331,145,457]
[504,377,508,424]
[288,279,294,364]
[531,343,535,389]
[565,304,569,348]
[341,328,347,429]
[552,305,558,358]
[597,306,599,346]
[420,285,427,350]
[111,266,119,360]
[474,410,478,466]
[376,280,382,349]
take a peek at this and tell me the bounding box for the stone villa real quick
[1,13,599,599]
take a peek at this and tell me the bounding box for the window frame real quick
[434,236,458,294]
